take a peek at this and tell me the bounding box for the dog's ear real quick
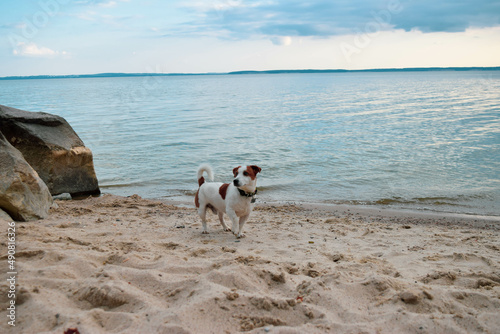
[250,165,261,175]
[233,166,241,177]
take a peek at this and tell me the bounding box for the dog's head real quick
[232,165,261,190]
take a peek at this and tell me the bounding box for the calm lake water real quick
[1,71,499,216]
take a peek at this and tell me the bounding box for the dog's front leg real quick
[227,208,240,236]
[237,215,249,238]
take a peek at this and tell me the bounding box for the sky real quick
[0,0,499,76]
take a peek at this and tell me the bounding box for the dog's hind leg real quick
[218,212,231,232]
[198,206,209,234]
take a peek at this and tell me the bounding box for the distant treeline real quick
[1,67,499,80]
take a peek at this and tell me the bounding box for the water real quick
[1,71,499,216]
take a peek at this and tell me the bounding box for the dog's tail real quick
[197,164,214,186]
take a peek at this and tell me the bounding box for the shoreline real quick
[99,186,500,223]
[161,196,500,227]
[2,194,499,333]
[295,201,500,225]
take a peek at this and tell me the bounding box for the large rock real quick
[0,208,12,222]
[0,105,100,197]
[0,132,53,221]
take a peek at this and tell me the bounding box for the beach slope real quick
[1,194,499,333]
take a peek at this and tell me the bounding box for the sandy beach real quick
[1,194,499,333]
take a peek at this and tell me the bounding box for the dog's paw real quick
[224,228,232,232]
[236,233,246,239]
[202,231,209,234]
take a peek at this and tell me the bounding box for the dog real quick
[195,164,261,238]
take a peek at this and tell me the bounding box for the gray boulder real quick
[0,132,53,221]
[0,208,12,221]
[0,105,100,197]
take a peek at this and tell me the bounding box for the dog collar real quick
[237,188,257,198]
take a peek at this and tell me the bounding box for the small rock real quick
[271,272,286,283]
[224,291,240,301]
[400,290,420,304]
[306,269,320,278]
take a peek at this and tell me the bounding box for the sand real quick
[1,194,499,333]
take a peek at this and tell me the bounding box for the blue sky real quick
[1,0,499,76]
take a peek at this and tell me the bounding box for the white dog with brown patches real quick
[195,164,261,238]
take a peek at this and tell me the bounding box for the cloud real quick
[72,0,134,25]
[75,0,117,6]
[98,1,117,8]
[13,42,67,57]
[73,9,136,27]
[392,1,500,33]
[74,0,129,9]
[270,36,292,46]
[181,0,500,40]
[0,23,20,30]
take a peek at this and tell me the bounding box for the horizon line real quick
[1,66,500,80]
